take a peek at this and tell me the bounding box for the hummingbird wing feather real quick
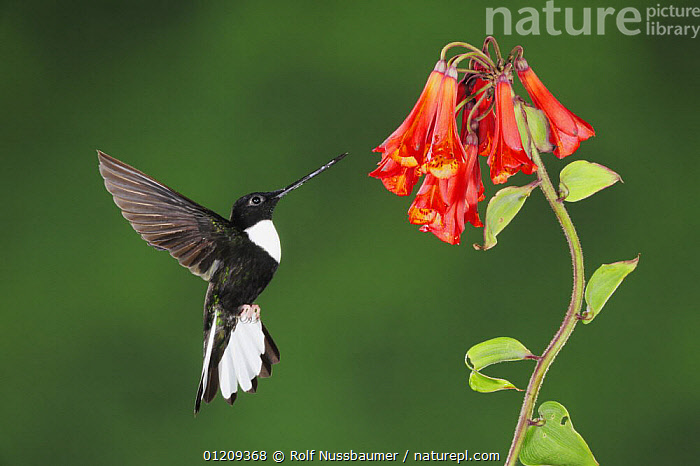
[98,151,234,281]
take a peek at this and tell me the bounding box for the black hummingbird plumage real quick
[97,150,347,413]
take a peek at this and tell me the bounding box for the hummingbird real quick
[97,150,347,413]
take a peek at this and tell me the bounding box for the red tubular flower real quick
[515,58,594,158]
[407,66,483,245]
[422,66,461,180]
[410,136,483,245]
[462,133,485,228]
[437,134,485,241]
[407,173,447,227]
[370,61,447,195]
[486,74,536,184]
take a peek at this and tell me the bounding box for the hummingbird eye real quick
[249,195,263,206]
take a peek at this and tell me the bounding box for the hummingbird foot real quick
[238,304,261,323]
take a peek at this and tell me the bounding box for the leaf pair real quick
[465,337,537,393]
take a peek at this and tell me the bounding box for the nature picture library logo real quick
[486,1,700,38]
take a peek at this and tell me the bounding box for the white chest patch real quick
[245,220,281,263]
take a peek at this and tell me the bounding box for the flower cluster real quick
[370,38,594,244]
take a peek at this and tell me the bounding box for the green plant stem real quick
[503,148,585,466]
[440,41,492,64]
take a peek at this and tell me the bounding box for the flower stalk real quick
[503,143,585,466]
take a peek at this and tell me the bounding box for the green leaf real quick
[468,371,520,393]
[583,255,640,324]
[466,337,535,371]
[465,337,536,393]
[474,180,540,251]
[558,160,622,202]
[520,401,598,466]
[514,100,554,153]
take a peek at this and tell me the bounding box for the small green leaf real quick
[583,255,640,324]
[466,337,535,371]
[520,401,598,466]
[514,100,554,153]
[558,160,622,202]
[474,180,540,251]
[468,371,520,393]
[465,337,536,393]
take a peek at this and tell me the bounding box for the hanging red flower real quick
[406,66,482,244]
[515,58,594,158]
[486,74,536,184]
[370,61,447,195]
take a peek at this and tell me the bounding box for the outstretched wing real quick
[98,150,234,281]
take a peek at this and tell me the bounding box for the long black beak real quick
[274,152,348,199]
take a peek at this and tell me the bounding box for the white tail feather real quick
[219,346,236,399]
[218,317,266,395]
[200,310,218,395]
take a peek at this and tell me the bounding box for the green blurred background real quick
[1,1,698,464]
